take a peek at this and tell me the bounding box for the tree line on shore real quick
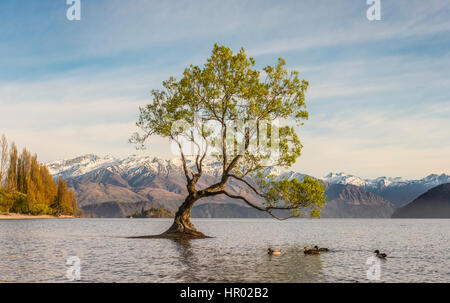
[0,134,77,216]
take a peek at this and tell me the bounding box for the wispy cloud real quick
[295,100,450,178]
[248,0,450,56]
[0,0,449,178]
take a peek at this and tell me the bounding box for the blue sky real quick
[0,0,449,178]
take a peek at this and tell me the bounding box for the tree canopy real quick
[131,44,326,237]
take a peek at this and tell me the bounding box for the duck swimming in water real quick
[314,245,329,252]
[304,247,320,255]
[374,250,387,259]
[268,248,281,255]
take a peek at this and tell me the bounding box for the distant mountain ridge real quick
[322,172,450,189]
[49,154,449,191]
[392,183,450,218]
[321,184,394,218]
[47,154,449,218]
[322,172,450,207]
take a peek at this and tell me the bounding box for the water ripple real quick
[0,218,448,282]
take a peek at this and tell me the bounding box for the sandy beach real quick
[0,213,74,220]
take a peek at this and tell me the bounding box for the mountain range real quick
[322,172,450,207]
[46,154,449,218]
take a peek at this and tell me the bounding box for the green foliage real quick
[257,174,326,218]
[0,189,15,212]
[50,202,73,216]
[10,192,28,213]
[131,44,326,219]
[29,203,51,215]
[131,44,308,158]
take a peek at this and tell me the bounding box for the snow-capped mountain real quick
[47,154,259,212]
[48,154,449,191]
[321,172,450,206]
[322,172,450,191]
[47,154,119,178]
[47,154,222,180]
[46,154,449,213]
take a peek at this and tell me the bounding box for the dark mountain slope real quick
[81,201,156,218]
[192,203,272,218]
[392,183,450,218]
[321,184,394,218]
[76,181,394,218]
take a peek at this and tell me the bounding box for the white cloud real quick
[1,0,449,179]
[294,101,450,178]
[247,1,450,56]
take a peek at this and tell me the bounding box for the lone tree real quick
[131,44,325,238]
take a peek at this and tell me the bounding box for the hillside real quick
[323,172,450,207]
[392,183,450,218]
[321,184,394,218]
[47,154,449,218]
[78,183,394,219]
[192,203,273,218]
[81,201,156,218]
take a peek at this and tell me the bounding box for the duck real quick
[268,248,281,255]
[374,250,387,259]
[304,247,320,255]
[314,245,329,252]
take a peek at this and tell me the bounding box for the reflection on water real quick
[0,218,448,282]
[168,238,325,282]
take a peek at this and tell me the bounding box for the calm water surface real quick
[0,218,448,282]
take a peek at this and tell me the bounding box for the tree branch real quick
[228,174,266,198]
[221,191,296,221]
[171,136,191,183]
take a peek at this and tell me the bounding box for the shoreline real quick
[0,213,74,220]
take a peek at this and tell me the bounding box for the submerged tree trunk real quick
[131,194,209,239]
[162,194,208,238]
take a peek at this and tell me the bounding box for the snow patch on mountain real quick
[322,172,450,189]
[48,154,222,180]
[47,154,449,189]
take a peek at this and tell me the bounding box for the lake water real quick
[0,218,448,282]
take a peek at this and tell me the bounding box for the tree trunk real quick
[160,194,209,238]
[129,194,209,239]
